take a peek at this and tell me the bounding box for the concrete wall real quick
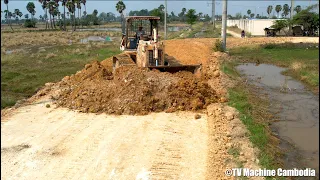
[227,19,281,36]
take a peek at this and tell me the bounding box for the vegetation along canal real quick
[237,63,319,177]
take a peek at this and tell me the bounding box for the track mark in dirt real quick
[1,144,31,153]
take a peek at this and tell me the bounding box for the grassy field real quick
[1,30,122,109]
[229,43,319,91]
[1,42,120,108]
[1,31,122,50]
[2,22,190,33]
[1,22,122,32]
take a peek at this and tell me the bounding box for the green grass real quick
[229,43,319,90]
[228,146,240,158]
[222,61,285,180]
[227,146,249,180]
[1,43,121,109]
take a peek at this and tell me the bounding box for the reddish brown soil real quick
[52,60,218,115]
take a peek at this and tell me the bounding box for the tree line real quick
[1,0,215,32]
[271,4,319,36]
[128,6,213,23]
[1,0,129,31]
[3,0,315,32]
[227,4,303,20]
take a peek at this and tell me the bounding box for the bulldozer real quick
[112,16,201,73]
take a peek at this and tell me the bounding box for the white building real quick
[227,19,282,36]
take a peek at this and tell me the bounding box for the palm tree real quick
[48,1,56,28]
[294,5,302,14]
[81,0,86,27]
[14,9,19,18]
[247,9,251,16]
[275,5,282,18]
[81,0,86,18]
[250,13,255,18]
[76,0,81,26]
[39,0,49,29]
[12,12,16,24]
[267,5,273,18]
[14,9,21,24]
[182,8,186,21]
[39,15,43,22]
[18,11,23,24]
[158,4,165,12]
[54,8,61,29]
[26,2,36,22]
[61,0,67,30]
[66,0,76,30]
[116,0,126,33]
[283,4,289,18]
[182,8,186,13]
[4,0,13,31]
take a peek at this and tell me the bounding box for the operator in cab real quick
[136,26,145,41]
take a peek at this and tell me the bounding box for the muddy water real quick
[237,63,319,177]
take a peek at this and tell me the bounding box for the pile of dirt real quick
[52,60,219,115]
[165,39,211,65]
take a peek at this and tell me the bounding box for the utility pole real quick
[221,0,227,51]
[164,0,167,40]
[290,0,294,19]
[212,0,215,29]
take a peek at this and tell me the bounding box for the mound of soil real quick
[54,60,219,115]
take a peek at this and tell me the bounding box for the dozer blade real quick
[112,53,136,72]
[148,65,202,74]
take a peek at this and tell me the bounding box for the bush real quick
[24,19,36,28]
[213,39,224,52]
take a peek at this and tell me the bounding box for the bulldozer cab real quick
[121,16,160,51]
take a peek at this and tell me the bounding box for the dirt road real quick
[2,100,209,180]
[226,30,241,38]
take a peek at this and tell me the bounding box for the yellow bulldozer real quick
[112,16,201,73]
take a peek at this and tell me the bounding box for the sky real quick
[1,0,318,19]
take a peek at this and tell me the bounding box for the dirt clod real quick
[194,114,201,119]
[46,104,51,108]
[219,97,227,103]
